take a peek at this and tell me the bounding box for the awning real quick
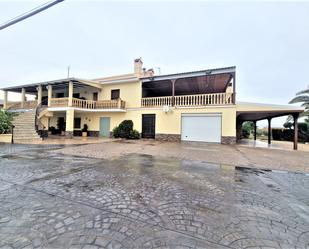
[141,66,235,97]
[1,77,103,94]
[236,102,304,121]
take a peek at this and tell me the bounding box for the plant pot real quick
[82,132,88,137]
[61,131,65,136]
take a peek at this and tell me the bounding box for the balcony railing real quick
[7,98,126,110]
[50,97,126,109]
[50,97,69,107]
[141,93,234,107]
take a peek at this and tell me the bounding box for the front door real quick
[142,114,156,138]
[100,117,110,137]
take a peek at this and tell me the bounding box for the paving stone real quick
[0,145,308,248]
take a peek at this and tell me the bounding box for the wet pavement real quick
[0,144,308,249]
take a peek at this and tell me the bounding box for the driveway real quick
[56,140,309,173]
[0,144,308,248]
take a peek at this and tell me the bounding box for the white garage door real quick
[181,114,222,143]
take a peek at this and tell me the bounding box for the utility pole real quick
[0,0,65,31]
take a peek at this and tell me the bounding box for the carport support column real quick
[68,81,73,107]
[3,91,8,110]
[47,85,53,107]
[293,113,299,150]
[65,108,74,138]
[21,88,26,108]
[253,121,257,140]
[267,118,272,145]
[37,85,42,105]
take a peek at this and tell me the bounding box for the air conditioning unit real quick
[162,105,171,113]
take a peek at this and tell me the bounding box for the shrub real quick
[112,126,120,138]
[129,129,140,139]
[0,110,14,134]
[113,120,140,139]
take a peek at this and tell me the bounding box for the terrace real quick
[141,66,236,107]
[2,78,126,111]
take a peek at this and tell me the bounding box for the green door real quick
[99,117,110,137]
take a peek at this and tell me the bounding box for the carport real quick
[236,102,304,150]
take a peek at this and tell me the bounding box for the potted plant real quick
[82,124,88,137]
[57,118,65,136]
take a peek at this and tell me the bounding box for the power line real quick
[0,0,65,31]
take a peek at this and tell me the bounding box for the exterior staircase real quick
[12,110,43,143]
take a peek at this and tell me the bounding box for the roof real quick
[236,102,304,121]
[1,77,103,93]
[93,73,139,85]
[141,66,236,82]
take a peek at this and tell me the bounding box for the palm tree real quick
[289,87,309,118]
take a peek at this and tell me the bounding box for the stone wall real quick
[156,134,181,142]
[88,131,100,137]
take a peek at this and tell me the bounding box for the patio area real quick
[238,138,309,152]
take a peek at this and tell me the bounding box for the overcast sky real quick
[0,0,308,127]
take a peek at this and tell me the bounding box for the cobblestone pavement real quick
[0,144,308,249]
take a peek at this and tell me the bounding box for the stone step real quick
[14,129,37,132]
[13,136,41,140]
[13,124,35,126]
[13,120,35,122]
[14,133,39,137]
[13,123,35,129]
[13,123,35,126]
[12,111,42,141]
[14,118,35,122]
[13,139,42,144]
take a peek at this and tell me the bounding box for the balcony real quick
[141,93,234,107]
[7,98,126,110]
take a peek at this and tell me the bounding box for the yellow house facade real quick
[1,58,303,147]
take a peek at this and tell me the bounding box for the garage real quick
[181,114,222,143]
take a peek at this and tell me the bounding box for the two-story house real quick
[1,58,303,149]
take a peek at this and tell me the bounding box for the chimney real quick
[134,58,143,77]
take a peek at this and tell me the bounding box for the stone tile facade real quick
[221,136,236,144]
[156,133,181,142]
[64,131,74,138]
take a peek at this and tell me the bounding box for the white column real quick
[47,85,53,107]
[37,85,42,105]
[21,88,26,108]
[68,81,73,107]
[65,109,74,138]
[3,91,8,109]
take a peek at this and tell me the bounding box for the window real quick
[56,92,64,98]
[111,89,120,100]
[73,93,80,99]
[93,92,98,101]
[74,118,81,129]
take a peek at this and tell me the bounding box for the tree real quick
[242,121,254,138]
[0,110,14,134]
[283,121,293,129]
[289,87,309,118]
